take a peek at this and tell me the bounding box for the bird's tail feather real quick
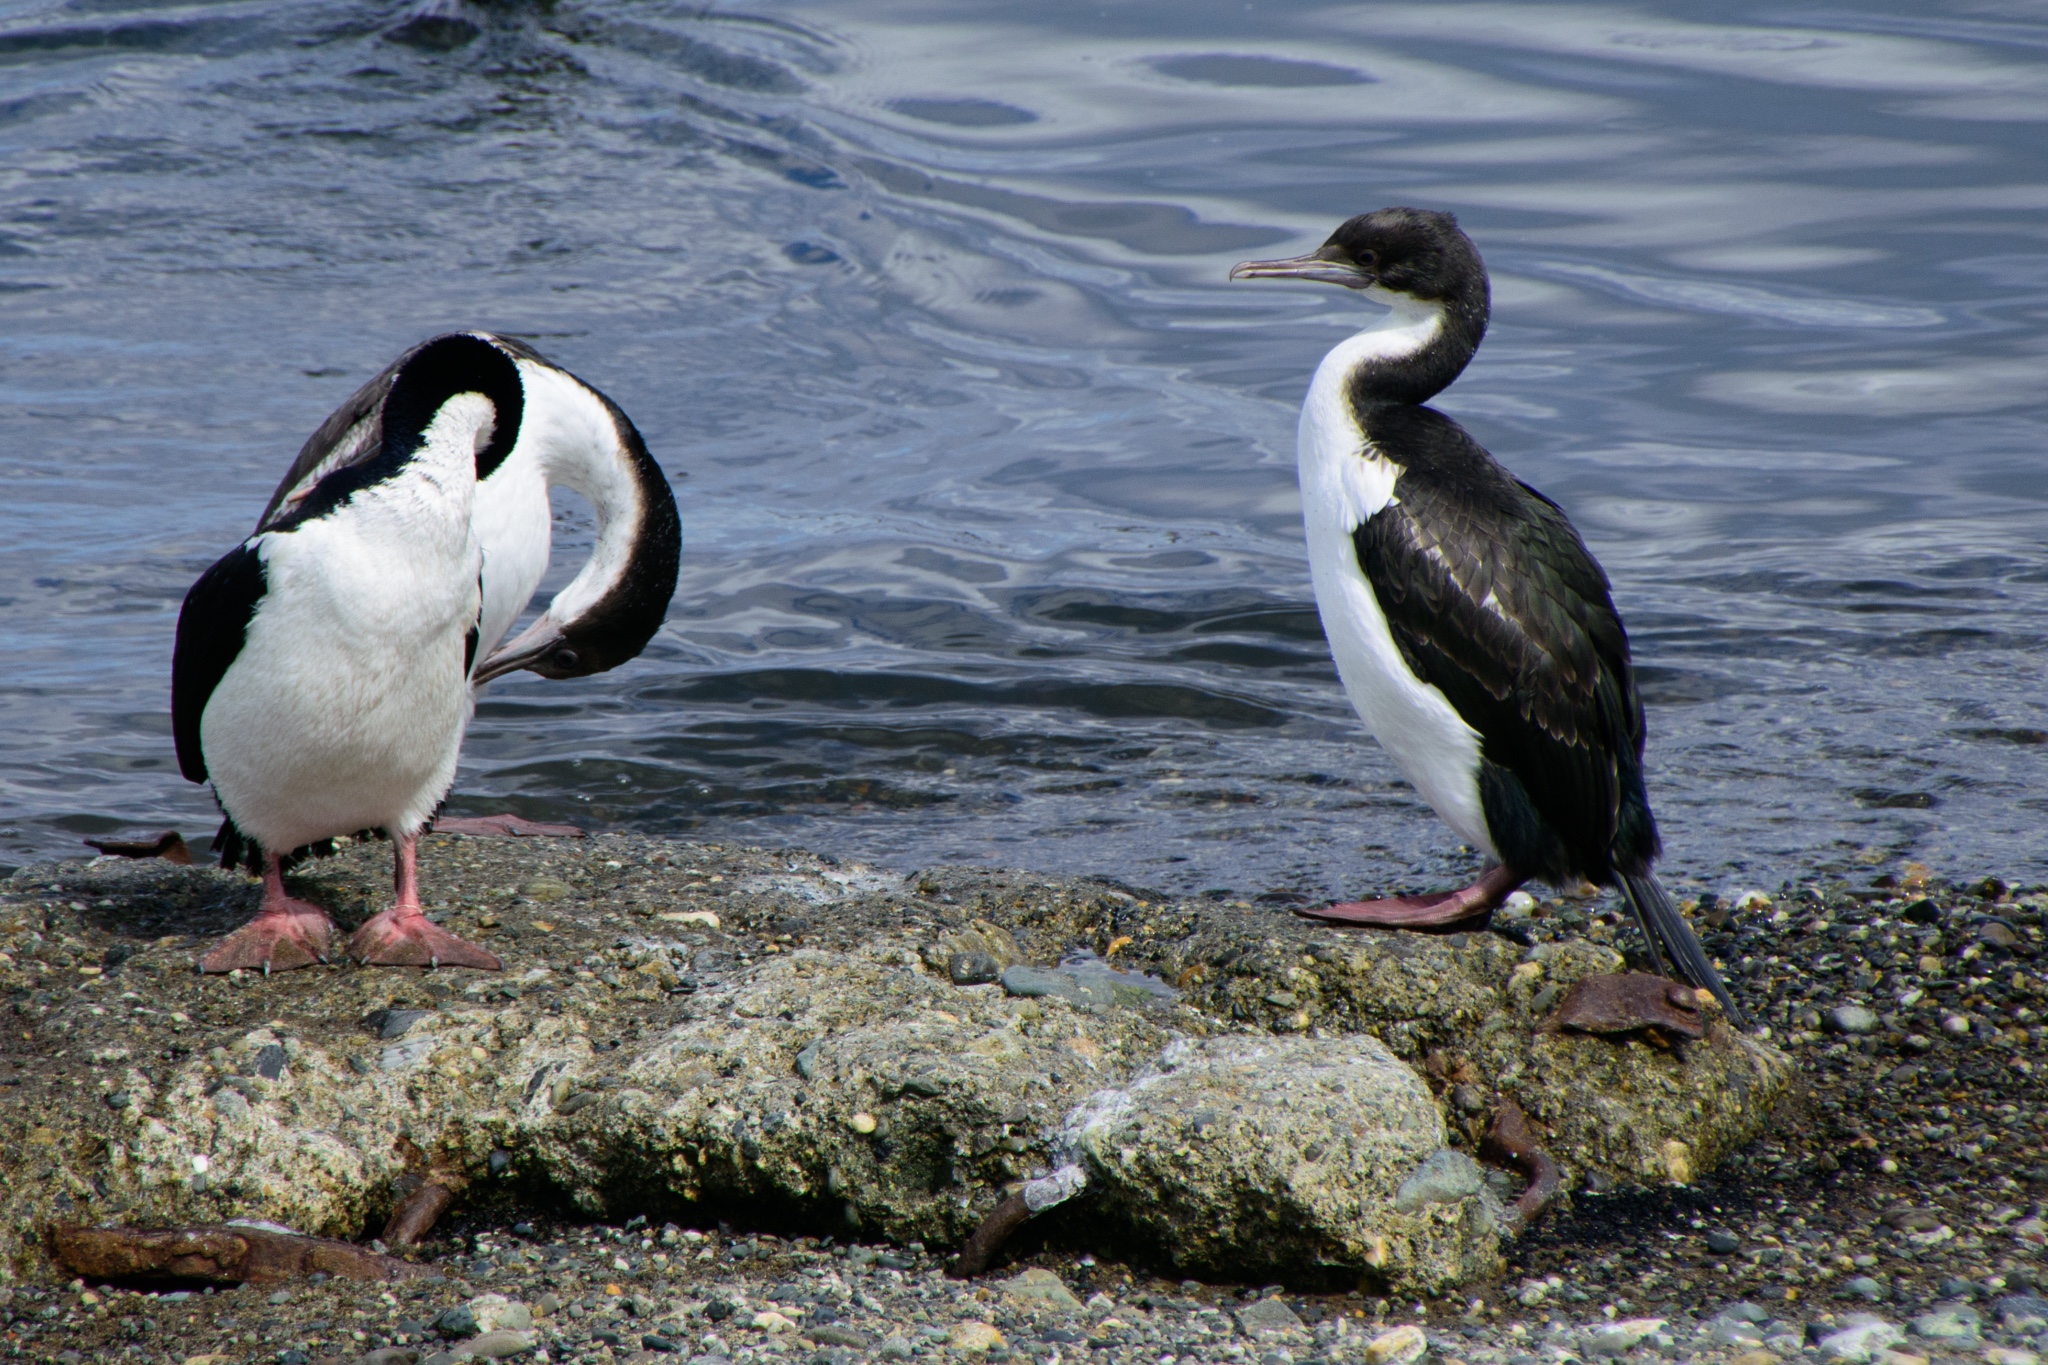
[1619,871,1748,1030]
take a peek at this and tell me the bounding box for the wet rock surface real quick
[7,840,2046,1363]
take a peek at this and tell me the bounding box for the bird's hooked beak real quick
[1229,244,1373,289]
[472,614,580,684]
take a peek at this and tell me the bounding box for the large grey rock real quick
[0,834,1790,1293]
[1076,1035,1501,1289]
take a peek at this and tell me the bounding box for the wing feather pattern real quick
[1349,406,1650,882]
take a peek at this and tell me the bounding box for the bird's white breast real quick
[201,413,485,851]
[1296,301,1496,858]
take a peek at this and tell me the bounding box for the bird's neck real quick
[1330,284,1487,412]
[519,367,665,628]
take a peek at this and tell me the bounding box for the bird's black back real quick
[1350,404,1659,884]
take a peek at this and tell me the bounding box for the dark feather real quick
[171,543,267,784]
[1349,404,1653,884]
[256,332,530,532]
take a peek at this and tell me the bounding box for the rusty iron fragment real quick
[1545,971,1706,1041]
[381,1180,457,1247]
[1479,1096,1561,1235]
[946,1193,1032,1279]
[49,1224,424,1284]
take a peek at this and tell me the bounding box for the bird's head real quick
[1230,206,1484,308]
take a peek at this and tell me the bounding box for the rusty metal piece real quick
[1544,971,1705,1041]
[946,1193,1032,1279]
[381,1180,456,1247]
[84,831,193,865]
[1479,1096,1561,1235]
[50,1224,424,1284]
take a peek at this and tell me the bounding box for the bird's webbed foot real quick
[348,906,502,971]
[200,897,336,974]
[1295,864,1523,930]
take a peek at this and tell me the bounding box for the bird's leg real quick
[346,830,502,970]
[1296,863,1525,929]
[199,854,336,974]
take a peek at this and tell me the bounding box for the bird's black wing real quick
[171,543,267,783]
[1350,405,1647,881]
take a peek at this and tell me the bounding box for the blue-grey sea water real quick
[1,0,2044,901]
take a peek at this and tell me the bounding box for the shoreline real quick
[0,833,2040,1365]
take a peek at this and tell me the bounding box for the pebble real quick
[1817,1319,1906,1362]
[1583,1318,1666,1358]
[435,1305,479,1338]
[947,1322,1004,1353]
[1999,1298,2048,1333]
[1841,1277,1890,1302]
[1393,1149,1486,1212]
[1363,1324,1428,1365]
[1909,1305,1980,1340]
[1828,1004,1880,1034]
[878,1338,914,1360]
[1236,1298,1308,1341]
[1706,1229,1743,1254]
[999,1267,1083,1314]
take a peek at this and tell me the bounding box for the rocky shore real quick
[0,834,2039,1365]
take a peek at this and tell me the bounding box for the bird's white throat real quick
[1297,296,1444,534]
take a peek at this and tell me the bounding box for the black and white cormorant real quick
[261,330,681,691]
[1230,207,1745,1028]
[174,333,511,974]
[173,332,680,973]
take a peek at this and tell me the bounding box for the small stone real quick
[878,1339,914,1361]
[1000,966,1081,1000]
[1828,1005,1880,1035]
[948,952,1001,986]
[810,1325,870,1348]
[1707,1230,1743,1255]
[1712,1321,1766,1346]
[1909,1306,1979,1341]
[1942,1014,1971,1036]
[1818,1320,1905,1362]
[752,1310,798,1332]
[1236,1299,1307,1341]
[1996,1298,2048,1333]
[999,1268,1083,1315]
[1731,1352,1779,1365]
[848,1112,877,1135]
[1984,1350,2040,1365]
[466,1295,532,1334]
[436,1306,480,1338]
[948,1322,1005,1353]
[640,1335,678,1354]
[1722,1303,1772,1324]
[1841,1277,1889,1302]
[104,1091,132,1110]
[463,1331,538,1359]
[1393,1149,1485,1213]
[1904,1033,1936,1053]
[1363,1324,1428,1365]
[1583,1318,1666,1358]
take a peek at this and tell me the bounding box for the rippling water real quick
[3,0,2044,899]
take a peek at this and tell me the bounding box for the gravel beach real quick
[0,837,2041,1365]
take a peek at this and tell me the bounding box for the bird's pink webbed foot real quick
[348,831,501,970]
[200,856,337,974]
[1295,864,1525,929]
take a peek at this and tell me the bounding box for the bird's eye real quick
[552,648,581,671]
[1356,249,1378,266]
